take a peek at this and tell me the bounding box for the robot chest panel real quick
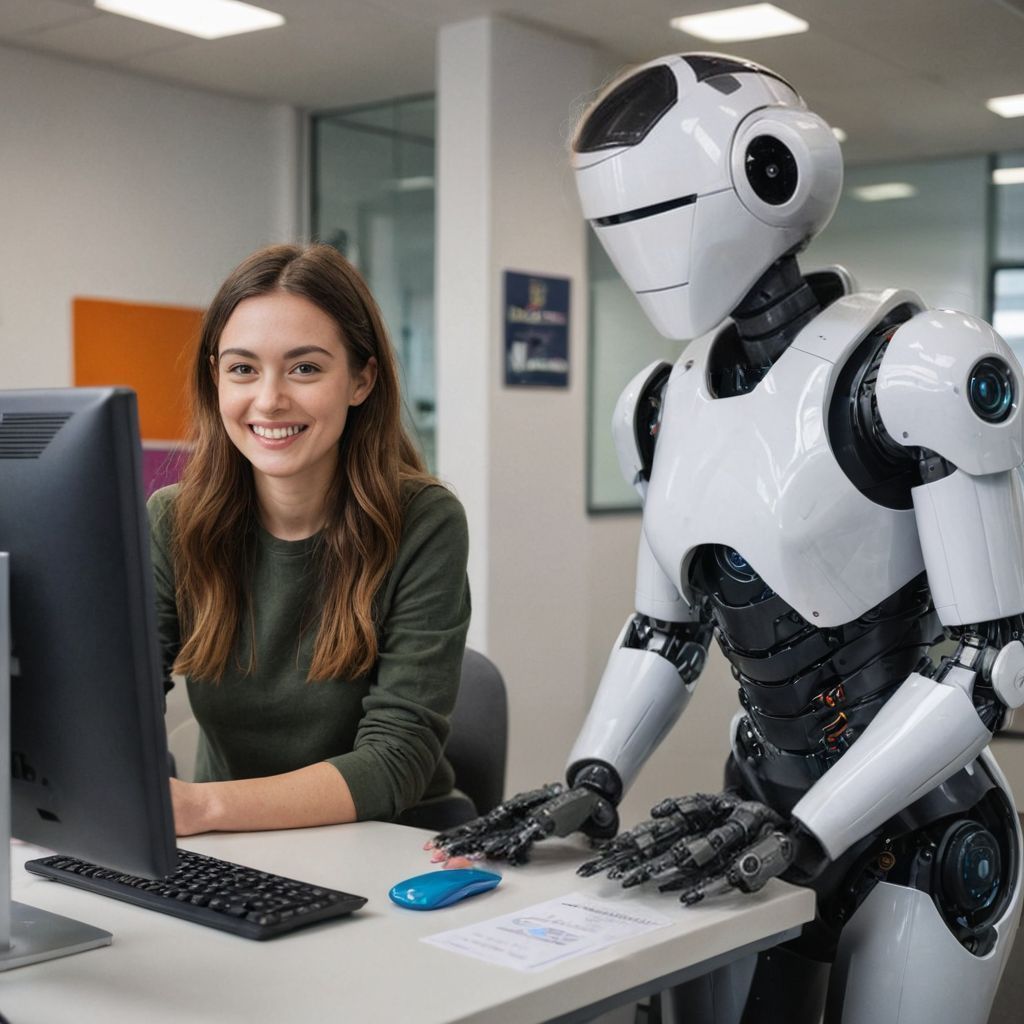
[644,332,924,627]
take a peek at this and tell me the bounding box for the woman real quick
[149,243,470,836]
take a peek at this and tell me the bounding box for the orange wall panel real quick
[73,297,203,443]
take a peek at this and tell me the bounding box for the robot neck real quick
[731,255,820,366]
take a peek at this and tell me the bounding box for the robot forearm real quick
[791,631,1024,861]
[566,613,709,799]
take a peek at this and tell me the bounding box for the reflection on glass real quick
[312,96,437,469]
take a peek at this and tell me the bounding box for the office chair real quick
[397,648,509,831]
[445,648,509,817]
[167,649,509,832]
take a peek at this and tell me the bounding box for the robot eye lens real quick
[968,357,1014,423]
[744,136,798,205]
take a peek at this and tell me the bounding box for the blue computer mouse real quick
[388,868,502,910]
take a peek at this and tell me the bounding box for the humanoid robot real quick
[434,53,1024,1023]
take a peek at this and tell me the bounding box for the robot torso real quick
[645,287,927,625]
[643,287,947,793]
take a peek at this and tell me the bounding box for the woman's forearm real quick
[171,762,358,836]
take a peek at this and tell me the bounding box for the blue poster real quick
[504,271,570,388]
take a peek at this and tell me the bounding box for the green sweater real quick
[147,483,471,821]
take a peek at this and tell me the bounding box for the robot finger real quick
[673,829,796,903]
[729,830,796,893]
[431,816,493,848]
[620,843,705,887]
[577,845,642,878]
[431,782,564,853]
[678,870,737,906]
[687,801,786,865]
[496,822,547,865]
[579,811,708,879]
[649,793,738,830]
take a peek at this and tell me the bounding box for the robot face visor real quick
[591,199,697,295]
[574,64,678,153]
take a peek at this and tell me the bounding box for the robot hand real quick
[578,792,823,904]
[430,782,619,866]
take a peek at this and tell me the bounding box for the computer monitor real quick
[0,387,176,969]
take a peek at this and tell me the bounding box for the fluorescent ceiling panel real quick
[95,0,284,40]
[670,4,808,42]
[987,94,1024,118]
[994,167,1024,185]
[852,183,918,202]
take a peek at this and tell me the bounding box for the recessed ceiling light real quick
[670,4,809,43]
[987,94,1024,118]
[94,0,284,40]
[852,183,918,202]
[831,127,847,143]
[994,167,1024,185]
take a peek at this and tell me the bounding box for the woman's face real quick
[214,291,376,492]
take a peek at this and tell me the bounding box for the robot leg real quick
[825,752,1022,1024]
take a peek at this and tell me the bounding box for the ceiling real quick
[3,0,1024,165]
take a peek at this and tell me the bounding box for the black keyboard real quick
[25,849,367,940]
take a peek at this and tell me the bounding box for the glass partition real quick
[586,230,678,512]
[312,96,437,468]
[992,152,1024,364]
[804,155,988,315]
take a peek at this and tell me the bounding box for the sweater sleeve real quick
[146,485,182,694]
[326,485,471,820]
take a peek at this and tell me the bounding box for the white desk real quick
[2,823,814,1024]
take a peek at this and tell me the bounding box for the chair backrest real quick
[445,648,508,815]
[167,649,510,817]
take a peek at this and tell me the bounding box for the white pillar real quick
[436,17,609,788]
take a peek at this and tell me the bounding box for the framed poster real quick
[503,271,570,388]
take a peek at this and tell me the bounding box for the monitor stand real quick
[0,552,111,970]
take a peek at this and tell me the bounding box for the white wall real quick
[437,16,599,795]
[0,43,302,390]
[437,18,741,825]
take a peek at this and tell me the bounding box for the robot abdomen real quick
[645,330,924,627]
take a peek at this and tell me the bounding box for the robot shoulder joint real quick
[612,360,673,492]
[876,309,1024,475]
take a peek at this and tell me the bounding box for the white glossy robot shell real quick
[876,309,1024,475]
[572,53,843,340]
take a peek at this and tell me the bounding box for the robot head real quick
[572,53,843,340]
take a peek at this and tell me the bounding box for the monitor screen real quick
[0,387,175,879]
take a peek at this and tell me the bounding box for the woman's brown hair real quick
[172,243,433,682]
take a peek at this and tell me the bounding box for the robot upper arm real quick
[612,360,673,499]
[876,310,1024,625]
[612,359,703,621]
